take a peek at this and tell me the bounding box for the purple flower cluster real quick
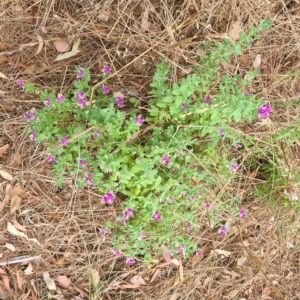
[60,136,70,147]
[135,116,145,125]
[196,249,202,256]
[57,94,65,103]
[240,208,247,218]
[103,193,115,203]
[24,108,39,121]
[204,95,211,103]
[102,85,110,94]
[116,96,124,106]
[99,228,110,234]
[258,103,272,119]
[29,131,36,141]
[219,128,225,136]
[123,208,134,220]
[205,201,210,208]
[93,130,100,139]
[75,91,88,108]
[102,65,112,74]
[44,98,51,107]
[126,257,136,265]
[15,79,25,89]
[86,173,94,185]
[219,226,227,236]
[182,102,187,111]
[113,249,121,256]
[153,211,162,221]
[231,163,239,172]
[178,244,185,254]
[162,154,170,164]
[78,158,86,166]
[140,231,145,238]
[47,155,56,163]
[77,68,84,79]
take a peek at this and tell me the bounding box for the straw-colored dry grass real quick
[0,0,299,299]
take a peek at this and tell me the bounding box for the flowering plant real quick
[19,19,286,262]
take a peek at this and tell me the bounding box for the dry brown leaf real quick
[9,153,22,167]
[0,268,10,290]
[56,276,70,288]
[0,72,8,80]
[67,234,77,247]
[228,21,241,40]
[0,145,9,157]
[98,10,110,22]
[121,284,141,289]
[253,54,262,68]
[40,26,47,33]
[16,270,23,289]
[7,222,39,245]
[11,219,26,232]
[0,184,11,212]
[0,90,6,95]
[54,38,80,61]
[43,272,56,290]
[54,39,70,52]
[0,289,10,299]
[4,243,15,252]
[171,258,179,266]
[214,249,232,257]
[0,170,13,181]
[97,58,103,71]
[192,254,202,268]
[11,184,23,198]
[149,268,159,283]
[35,34,43,55]
[130,275,146,286]
[169,293,179,300]
[203,277,212,286]
[196,48,206,56]
[12,5,24,16]
[141,7,150,33]
[237,256,247,266]
[90,269,99,287]
[24,263,33,275]
[161,244,171,264]
[10,195,21,215]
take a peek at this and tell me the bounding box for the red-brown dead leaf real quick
[10,195,21,215]
[11,219,26,232]
[0,268,10,290]
[35,34,43,55]
[130,275,146,286]
[228,21,241,40]
[0,145,9,157]
[56,275,71,288]
[121,284,141,289]
[54,39,70,52]
[4,243,15,252]
[0,184,12,212]
[9,152,22,167]
[150,268,160,283]
[16,270,23,290]
[161,244,171,263]
[11,184,23,198]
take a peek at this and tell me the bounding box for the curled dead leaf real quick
[43,272,56,290]
[54,39,70,52]
[253,54,262,68]
[90,269,100,287]
[56,275,71,288]
[12,5,24,16]
[0,72,8,80]
[161,244,171,264]
[16,270,23,289]
[35,34,43,55]
[10,195,21,215]
[0,145,9,157]
[0,170,13,181]
[130,275,146,286]
[4,243,15,252]
[228,21,241,40]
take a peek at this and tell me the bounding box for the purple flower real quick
[86,173,94,185]
[205,201,210,208]
[231,163,239,172]
[153,211,162,221]
[162,154,170,164]
[182,102,187,111]
[44,98,51,106]
[235,142,242,149]
[135,116,145,125]
[99,228,110,234]
[116,96,124,106]
[196,249,202,256]
[123,208,134,220]
[204,95,211,103]
[76,91,88,108]
[29,131,36,141]
[258,103,272,119]
[219,128,225,136]
[78,158,86,166]
[93,130,100,139]
[113,249,121,256]
[187,223,193,231]
[126,257,136,265]
[178,244,185,254]
[116,216,126,225]
[60,136,70,147]
[77,68,84,79]
[16,79,25,89]
[219,226,227,236]
[102,65,112,74]
[140,231,145,238]
[47,155,56,163]
[57,94,65,103]
[24,108,38,121]
[240,209,247,218]
[102,193,115,203]
[244,90,252,95]
[102,85,110,94]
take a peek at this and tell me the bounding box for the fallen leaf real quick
[35,34,43,55]
[11,219,26,232]
[98,10,110,22]
[0,289,10,299]
[121,284,141,289]
[90,269,99,287]
[0,170,13,181]
[54,38,80,61]
[4,243,15,252]
[56,276,70,288]
[130,275,146,286]
[12,5,24,16]
[7,222,39,245]
[284,190,299,201]
[203,277,212,286]
[214,249,232,257]
[196,48,206,56]
[10,195,21,215]
[149,268,159,283]
[192,254,202,268]
[253,54,261,68]
[0,90,6,95]
[0,72,8,80]
[0,145,9,157]
[11,183,23,198]
[181,67,193,75]
[0,268,10,290]
[24,263,33,275]
[40,26,47,33]
[16,271,23,289]
[141,7,150,32]
[54,39,70,52]
[9,153,22,167]
[169,293,179,300]
[237,256,247,266]
[170,258,179,266]
[228,21,241,40]
[0,184,11,212]
[161,244,171,264]
[43,272,56,290]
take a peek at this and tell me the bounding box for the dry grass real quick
[0,0,299,299]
